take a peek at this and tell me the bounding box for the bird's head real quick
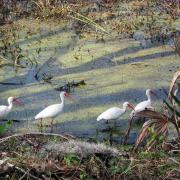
[8,97,23,105]
[60,91,74,101]
[146,89,157,97]
[123,102,134,110]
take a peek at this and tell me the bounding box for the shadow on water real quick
[14,25,70,46]
[0,41,174,94]
[55,49,174,76]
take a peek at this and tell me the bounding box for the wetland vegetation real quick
[0,0,180,179]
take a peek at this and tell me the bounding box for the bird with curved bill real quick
[133,89,157,114]
[0,97,23,119]
[35,91,74,132]
[97,102,134,124]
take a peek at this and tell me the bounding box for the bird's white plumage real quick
[0,106,10,118]
[134,100,152,112]
[0,97,14,119]
[34,91,68,121]
[97,102,132,121]
[97,107,125,121]
[133,89,154,113]
[35,104,63,119]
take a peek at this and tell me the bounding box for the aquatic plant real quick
[0,24,38,69]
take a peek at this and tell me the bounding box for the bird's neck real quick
[60,96,65,106]
[122,105,127,113]
[147,93,151,102]
[8,102,13,111]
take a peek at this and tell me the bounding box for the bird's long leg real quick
[38,118,43,132]
[50,118,54,133]
[40,118,43,128]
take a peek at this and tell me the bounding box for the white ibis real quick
[97,102,134,123]
[0,97,23,119]
[133,89,156,113]
[35,91,73,131]
[124,89,157,143]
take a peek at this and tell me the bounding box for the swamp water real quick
[0,19,179,144]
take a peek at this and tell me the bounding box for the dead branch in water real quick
[54,80,86,92]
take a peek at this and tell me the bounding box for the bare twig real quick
[0,132,70,144]
[168,158,180,165]
[15,166,41,180]
[19,169,31,180]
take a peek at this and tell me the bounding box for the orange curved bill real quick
[151,90,158,98]
[128,103,134,110]
[65,93,75,101]
[14,98,23,105]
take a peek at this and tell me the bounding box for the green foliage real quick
[146,126,165,147]
[0,120,12,135]
[50,135,59,143]
[0,24,38,69]
[138,150,167,160]
[64,154,80,166]
[110,165,125,174]
[79,170,87,180]
[108,156,129,175]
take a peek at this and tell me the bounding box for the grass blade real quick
[69,12,109,34]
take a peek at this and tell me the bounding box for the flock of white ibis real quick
[0,89,156,131]
[97,89,156,123]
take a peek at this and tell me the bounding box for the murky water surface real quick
[0,19,179,143]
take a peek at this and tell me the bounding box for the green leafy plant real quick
[79,170,87,180]
[64,154,80,166]
[0,120,12,136]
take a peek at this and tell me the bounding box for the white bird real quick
[0,97,23,119]
[133,89,156,113]
[35,91,73,131]
[97,102,134,123]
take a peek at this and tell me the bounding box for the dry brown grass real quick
[0,132,180,179]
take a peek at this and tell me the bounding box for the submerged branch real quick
[54,80,86,92]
